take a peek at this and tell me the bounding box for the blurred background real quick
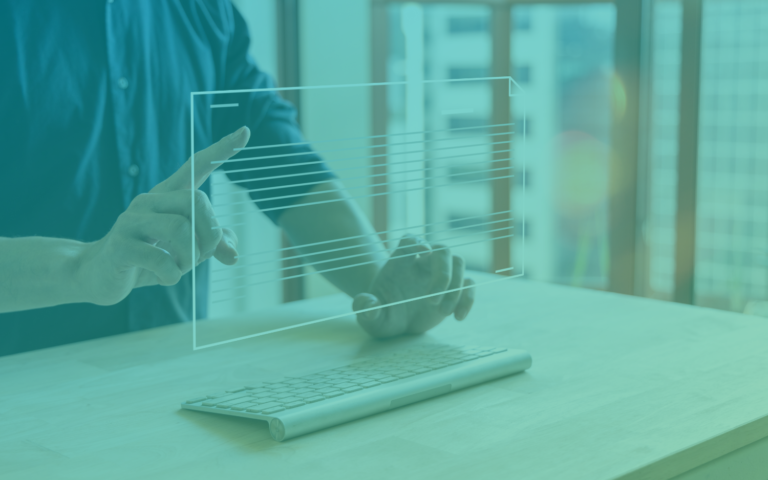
[210,0,768,318]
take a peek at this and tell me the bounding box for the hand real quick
[77,126,251,306]
[353,235,476,338]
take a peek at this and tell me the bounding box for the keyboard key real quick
[280,397,301,404]
[247,402,281,413]
[209,394,248,405]
[273,392,295,400]
[231,402,258,411]
[413,367,431,374]
[298,392,319,399]
[348,378,373,385]
[378,376,398,383]
[284,401,306,409]
[185,397,207,404]
[305,396,325,403]
[396,372,415,379]
[324,391,344,398]
[335,383,357,390]
[361,381,380,388]
[263,406,285,414]
[342,386,362,393]
[225,387,246,393]
[292,388,313,395]
[284,379,304,385]
[318,387,340,394]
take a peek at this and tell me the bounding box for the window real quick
[448,67,491,80]
[374,0,766,312]
[448,16,489,34]
[641,0,768,312]
[513,65,531,84]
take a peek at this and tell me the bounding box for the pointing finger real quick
[154,126,251,193]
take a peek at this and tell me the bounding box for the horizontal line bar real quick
[215,147,513,188]
[212,154,507,198]
[196,273,524,350]
[213,224,513,284]
[219,138,514,176]
[193,76,514,96]
[211,233,515,300]
[495,267,515,273]
[218,130,514,165]
[210,103,239,109]
[214,221,514,280]
[214,164,513,209]
[215,173,515,219]
[226,209,513,259]
[233,122,515,153]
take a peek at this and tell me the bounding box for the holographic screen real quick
[190,77,527,349]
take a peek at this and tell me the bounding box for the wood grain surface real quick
[2,274,768,479]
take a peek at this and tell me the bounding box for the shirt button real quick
[128,164,140,177]
[118,77,129,89]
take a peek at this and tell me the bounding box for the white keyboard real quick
[181,344,531,441]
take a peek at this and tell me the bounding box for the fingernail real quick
[234,126,249,139]
[456,310,467,321]
[226,238,236,250]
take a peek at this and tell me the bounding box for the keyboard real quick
[181,344,531,441]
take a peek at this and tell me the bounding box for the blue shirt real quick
[0,0,333,356]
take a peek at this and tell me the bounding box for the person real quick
[0,0,475,357]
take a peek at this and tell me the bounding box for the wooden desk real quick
[2,275,768,479]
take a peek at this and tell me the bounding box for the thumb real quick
[154,126,251,193]
[353,293,382,324]
[213,228,239,266]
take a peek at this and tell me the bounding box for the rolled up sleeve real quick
[214,4,334,223]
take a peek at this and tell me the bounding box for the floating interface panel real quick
[190,77,527,349]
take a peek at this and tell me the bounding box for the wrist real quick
[70,239,100,305]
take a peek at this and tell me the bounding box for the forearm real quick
[0,237,90,313]
[278,181,387,297]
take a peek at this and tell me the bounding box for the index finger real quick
[154,126,251,192]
